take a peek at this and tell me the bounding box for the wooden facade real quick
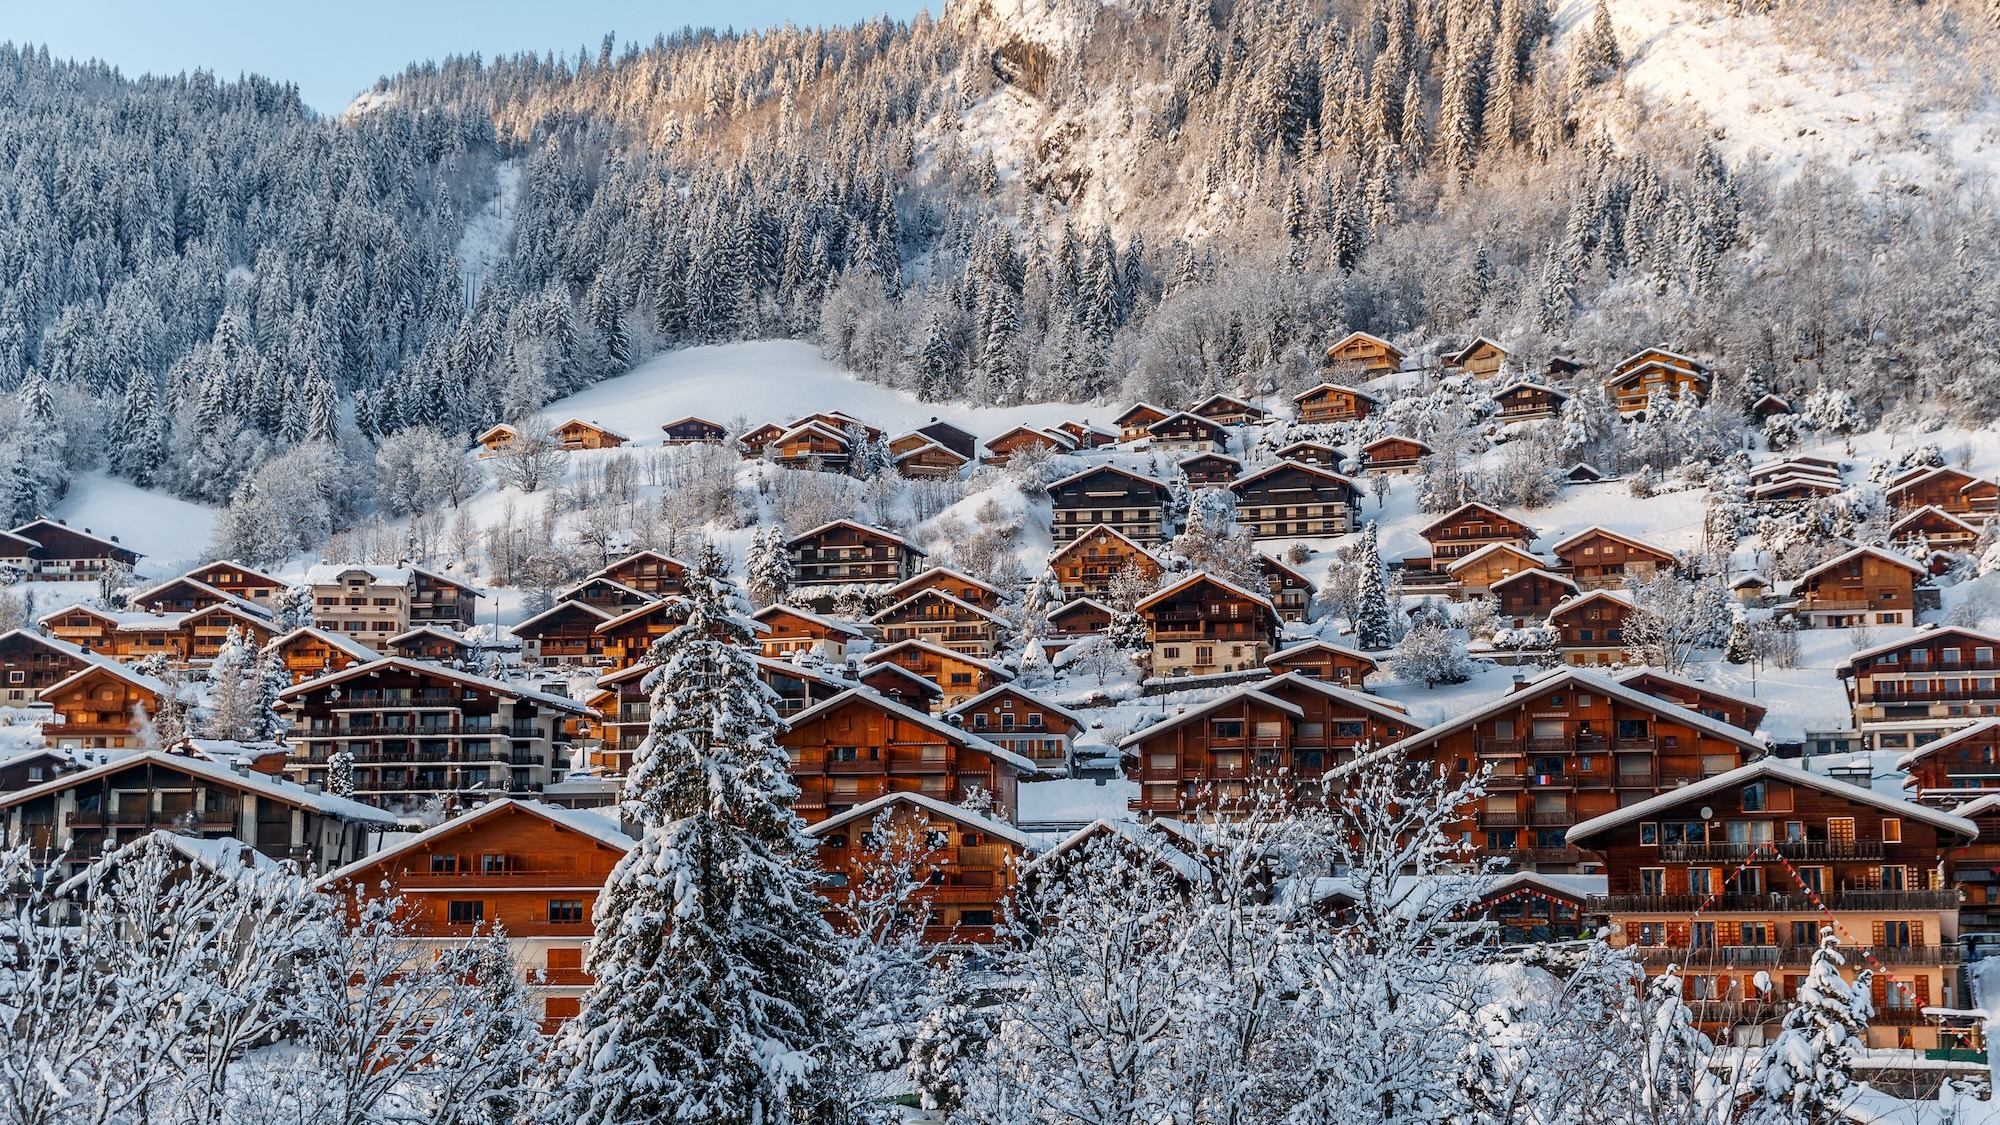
[660,416,728,444]
[474,423,519,458]
[1419,502,1537,564]
[1114,403,1171,442]
[40,661,166,751]
[1179,453,1242,485]
[1900,720,2000,806]
[1551,527,1676,590]
[185,560,288,606]
[1603,347,1711,414]
[917,419,979,460]
[1144,412,1227,453]
[1837,627,2000,750]
[808,793,1028,945]
[871,588,1002,657]
[549,418,629,450]
[1189,393,1269,425]
[1492,568,1579,625]
[893,440,971,479]
[886,567,1002,611]
[1321,331,1405,375]
[1359,436,1431,475]
[7,519,142,577]
[1570,760,1972,1049]
[1137,573,1282,678]
[1445,336,1509,379]
[1256,555,1318,622]
[1048,525,1163,597]
[772,422,854,469]
[786,521,926,587]
[1230,461,1358,539]
[982,424,1074,464]
[1891,506,1984,554]
[262,626,378,685]
[0,629,94,708]
[777,689,1032,824]
[860,640,1010,708]
[1049,466,1170,545]
[1445,542,1548,598]
[752,605,863,663]
[593,601,682,668]
[1491,381,1568,422]
[1274,441,1344,468]
[511,600,615,666]
[1549,590,1635,667]
[594,550,688,598]
[945,683,1087,773]
[1292,383,1378,425]
[1044,598,1112,651]
[1263,639,1378,688]
[1614,668,1768,733]
[1793,546,1923,628]
[1888,467,2000,520]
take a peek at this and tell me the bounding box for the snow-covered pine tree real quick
[1354,521,1394,650]
[552,545,839,1125]
[1752,929,1870,1123]
[201,626,268,741]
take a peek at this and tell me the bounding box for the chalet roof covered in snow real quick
[1567,757,1975,845]
[803,790,1031,849]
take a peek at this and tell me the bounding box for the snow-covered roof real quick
[590,598,688,635]
[557,574,652,602]
[1134,571,1276,616]
[1256,553,1316,590]
[1489,567,1578,593]
[1046,524,1160,567]
[592,549,690,578]
[1951,791,2000,820]
[261,625,380,664]
[10,519,139,557]
[1113,401,1170,425]
[387,626,469,647]
[1265,638,1380,671]
[1417,502,1534,540]
[1546,588,1634,619]
[1048,596,1113,626]
[1230,459,1357,491]
[860,639,1011,679]
[0,627,103,665]
[473,422,519,443]
[1361,434,1432,454]
[304,563,412,587]
[1795,544,1927,584]
[784,519,924,553]
[512,598,616,635]
[1117,686,1306,749]
[786,688,1035,775]
[886,565,1002,601]
[870,587,1002,625]
[1609,344,1710,375]
[1444,541,1547,574]
[1046,464,1169,491]
[752,603,865,637]
[319,798,632,886]
[1179,451,1242,468]
[131,575,271,619]
[1326,330,1403,356]
[1189,392,1265,416]
[1567,758,1975,846]
[1260,671,1412,722]
[41,658,170,701]
[1145,410,1227,435]
[1547,525,1674,558]
[1292,381,1381,404]
[1024,818,1209,883]
[0,749,398,825]
[1445,336,1509,365]
[1489,379,1568,402]
[1895,718,2000,774]
[803,791,1031,849]
[550,417,631,441]
[1611,666,1763,715]
[1889,505,1983,537]
[892,438,967,464]
[277,657,593,715]
[1837,625,2000,672]
[945,682,1090,730]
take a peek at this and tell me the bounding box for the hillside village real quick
[6,325,2000,1110]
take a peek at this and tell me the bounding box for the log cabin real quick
[1053,419,1118,449]
[1490,380,1568,423]
[0,629,96,707]
[593,549,689,598]
[1230,461,1360,540]
[1043,597,1113,654]
[1792,545,1925,629]
[1048,524,1162,597]
[1887,467,2000,521]
[474,423,520,458]
[6,519,142,579]
[0,750,395,871]
[777,688,1035,823]
[786,521,927,587]
[319,798,633,1032]
[1273,440,1345,468]
[1049,466,1171,545]
[1603,347,1711,415]
[1262,639,1379,688]
[1137,572,1282,678]
[512,600,616,667]
[870,588,1003,658]
[807,791,1029,945]
[1491,568,1579,625]
[1344,668,1767,871]
[945,683,1088,774]
[1114,403,1172,443]
[892,438,971,479]
[1143,411,1228,454]
[1256,554,1318,622]
[737,421,786,458]
[1321,331,1405,375]
[771,421,855,470]
[262,626,380,685]
[276,658,594,816]
[593,601,684,668]
[860,640,1011,708]
[1188,393,1269,425]
[1549,589,1635,667]
[1613,668,1767,734]
[660,416,728,444]
[1179,453,1242,486]
[1359,435,1431,475]
[1568,759,1974,1049]
[1890,506,1984,554]
[752,604,865,663]
[1445,542,1549,599]
[1122,672,1420,816]
[548,418,629,450]
[916,418,980,460]
[184,560,288,607]
[981,424,1076,465]
[554,575,657,615]
[1292,383,1379,425]
[1444,336,1510,380]
[885,566,1003,611]
[1836,627,2000,752]
[1550,527,1677,590]
[1418,502,1537,565]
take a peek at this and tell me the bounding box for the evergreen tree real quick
[1753,929,1870,1123]
[553,546,838,1125]
[1354,521,1394,650]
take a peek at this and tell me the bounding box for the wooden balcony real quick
[1593,890,1960,913]
[1629,943,1960,968]
[1660,840,1887,863]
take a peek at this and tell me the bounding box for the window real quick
[1790,921,1817,947]
[1692,922,1716,949]
[548,900,585,924]
[1881,817,1902,843]
[1640,822,1658,846]
[1742,783,1766,812]
[429,854,459,874]
[1687,869,1713,896]
[1637,922,1665,945]
[1880,865,1908,890]
[544,997,581,1020]
[480,854,512,874]
[960,910,995,926]
[1741,922,1771,946]
[1489,829,1518,849]
[1881,920,1912,947]
[447,900,483,925]
[1640,868,1666,895]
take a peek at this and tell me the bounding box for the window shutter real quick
[1872,921,1886,947]
[1913,920,1925,946]
[1871,977,1888,1010]
[1913,976,1931,1006]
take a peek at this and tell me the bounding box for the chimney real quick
[1510,674,1528,693]
[230,761,251,776]
[305,781,323,794]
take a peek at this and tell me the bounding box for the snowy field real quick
[51,471,218,577]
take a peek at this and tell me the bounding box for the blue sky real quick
[10,1,927,115]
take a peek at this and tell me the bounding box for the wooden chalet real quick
[0,630,95,708]
[1550,527,1677,590]
[1043,598,1112,653]
[1052,419,1117,450]
[549,418,629,450]
[130,574,252,618]
[1114,403,1172,442]
[1359,435,1431,475]
[1256,554,1318,622]
[1292,383,1378,425]
[1750,474,1845,504]
[474,423,519,458]
[808,792,1029,945]
[777,688,1035,823]
[579,655,847,784]
[772,420,855,470]
[1445,336,1509,380]
[1418,502,1537,565]
[1888,467,2000,521]
[1603,347,1711,414]
[792,411,883,442]
[856,662,945,713]
[262,626,378,685]
[320,798,633,1031]
[1143,412,1228,454]
[1123,673,1419,816]
[1273,440,1344,468]
[886,567,1002,611]
[1049,466,1171,545]
[1835,627,2000,751]
[555,575,657,615]
[753,604,864,663]
[184,560,288,607]
[786,521,926,587]
[1565,463,1607,485]
[277,659,593,816]
[736,421,786,458]
[1492,568,1579,625]
[593,550,688,598]
[916,419,979,460]
[1751,456,1843,485]
[1549,590,1635,667]
[1891,506,1984,554]
[1570,759,1973,1049]
[1906,721,2000,806]
[183,604,278,663]
[1491,381,1568,423]
[1349,667,1767,871]
[0,748,78,793]
[1179,453,1242,485]
[7,519,141,578]
[860,640,1011,708]
[660,416,728,444]
[1048,524,1162,597]
[1751,394,1793,422]
[0,750,395,869]
[891,437,971,479]
[387,627,472,664]
[1321,331,1405,375]
[41,604,181,662]
[945,683,1088,773]
[1137,573,1282,678]
[512,600,616,666]
[1452,872,1603,944]
[1263,639,1379,689]
[1950,791,2000,935]
[1613,668,1767,734]
[1188,393,1269,425]
[982,424,1075,465]
[1792,545,1924,628]
[871,588,1003,658]
[1445,542,1549,599]
[593,601,683,667]
[1229,461,1359,540]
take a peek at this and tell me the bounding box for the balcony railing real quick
[1629,943,1961,967]
[1660,840,1888,863]
[1593,889,1960,913]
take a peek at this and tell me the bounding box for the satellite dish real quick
[1699,806,1714,821]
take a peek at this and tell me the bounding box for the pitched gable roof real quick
[277,657,592,714]
[0,749,397,826]
[946,682,1090,730]
[885,566,1002,602]
[1418,502,1535,540]
[1548,526,1675,559]
[787,688,1035,774]
[1894,717,2000,775]
[1796,544,1927,585]
[1264,638,1381,672]
[784,520,924,553]
[1047,525,1160,568]
[803,790,1031,848]
[319,798,632,886]
[1567,758,1974,846]
[1134,571,1277,616]
[1838,625,2000,674]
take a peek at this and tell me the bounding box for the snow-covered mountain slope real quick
[50,472,219,576]
[1566,0,2000,184]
